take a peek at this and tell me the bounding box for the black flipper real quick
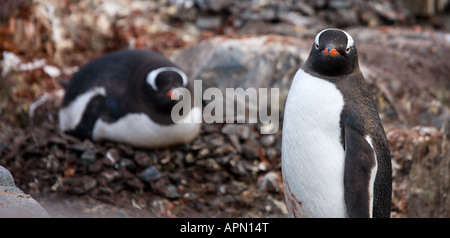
[343,125,376,218]
[66,95,107,140]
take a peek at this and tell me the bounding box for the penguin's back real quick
[62,50,174,107]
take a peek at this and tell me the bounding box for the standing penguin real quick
[59,50,201,149]
[282,29,392,218]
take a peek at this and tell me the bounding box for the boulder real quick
[0,166,50,218]
[172,35,309,124]
[173,35,307,91]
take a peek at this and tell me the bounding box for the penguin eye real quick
[345,47,351,53]
[315,43,319,49]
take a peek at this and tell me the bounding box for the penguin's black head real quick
[308,28,358,76]
[145,67,189,108]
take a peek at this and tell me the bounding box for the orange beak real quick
[323,47,339,56]
[166,90,173,98]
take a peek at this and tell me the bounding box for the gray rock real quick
[172,35,307,123]
[203,133,226,147]
[174,36,303,91]
[278,11,318,27]
[227,156,247,176]
[139,166,162,183]
[329,0,353,10]
[0,166,16,189]
[164,184,180,199]
[81,149,97,165]
[117,158,137,172]
[0,166,49,218]
[195,15,223,30]
[105,148,120,166]
[259,134,276,147]
[221,124,250,139]
[241,143,259,160]
[257,171,282,193]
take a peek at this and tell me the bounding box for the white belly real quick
[282,69,347,217]
[92,107,202,149]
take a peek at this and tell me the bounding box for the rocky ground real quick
[0,0,449,217]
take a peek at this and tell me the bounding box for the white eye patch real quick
[314,28,354,49]
[146,67,188,91]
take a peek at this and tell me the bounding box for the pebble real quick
[227,156,247,176]
[241,143,259,160]
[126,178,145,190]
[100,170,121,183]
[257,162,269,172]
[117,158,137,172]
[195,16,223,30]
[138,166,162,183]
[80,149,97,165]
[219,185,227,194]
[197,158,221,172]
[197,148,210,159]
[257,171,282,193]
[226,134,242,152]
[184,152,196,164]
[204,133,225,147]
[105,148,120,166]
[221,124,250,140]
[267,147,280,159]
[259,135,275,147]
[164,185,180,199]
[138,166,181,199]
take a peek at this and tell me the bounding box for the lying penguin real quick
[59,50,201,149]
